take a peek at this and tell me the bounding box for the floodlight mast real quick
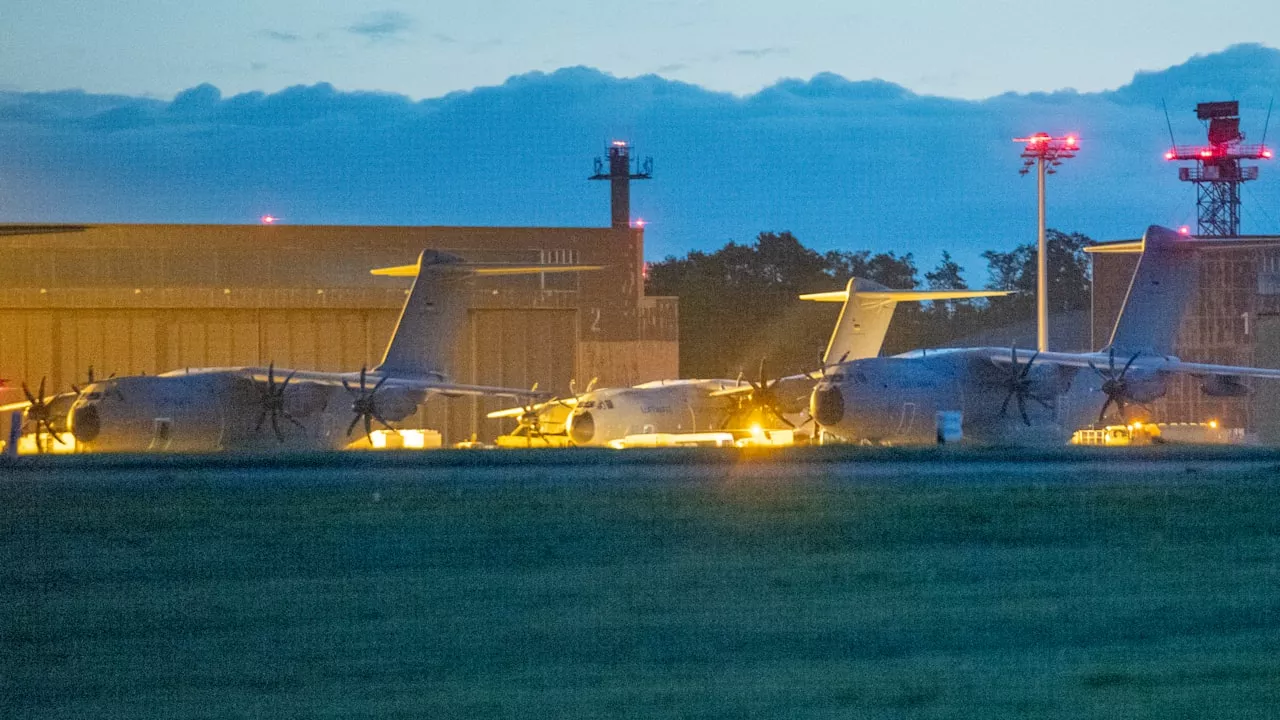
[1014,133,1078,352]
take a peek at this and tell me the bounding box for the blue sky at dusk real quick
[3,2,1280,283]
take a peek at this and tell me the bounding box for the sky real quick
[4,0,1279,101]
[3,4,1280,284]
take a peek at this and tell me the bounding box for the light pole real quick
[1014,133,1078,352]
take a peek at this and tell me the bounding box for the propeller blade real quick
[1029,394,1054,411]
[370,373,389,395]
[254,409,268,433]
[342,378,354,394]
[267,362,275,389]
[282,370,297,391]
[1017,392,1029,426]
[1020,351,1040,380]
[22,382,36,405]
[370,410,396,433]
[770,407,796,429]
[43,419,66,445]
[1108,347,1116,374]
[1098,397,1113,425]
[346,414,361,437]
[271,413,284,443]
[363,415,374,441]
[1120,352,1141,378]
[38,377,46,401]
[1000,389,1014,417]
[283,412,306,431]
[360,366,368,392]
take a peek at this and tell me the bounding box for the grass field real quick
[3,448,1280,718]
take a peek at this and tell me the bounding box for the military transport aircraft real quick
[488,283,1009,447]
[808,225,1280,444]
[2,250,597,452]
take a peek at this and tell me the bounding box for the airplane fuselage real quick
[810,348,1171,445]
[565,379,757,447]
[69,368,424,452]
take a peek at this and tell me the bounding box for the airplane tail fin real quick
[801,279,1012,363]
[371,251,601,378]
[1105,225,1199,357]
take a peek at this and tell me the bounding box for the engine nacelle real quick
[371,387,422,422]
[1201,375,1249,398]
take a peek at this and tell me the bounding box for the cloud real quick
[260,29,302,43]
[732,47,790,59]
[1,45,1278,282]
[346,11,413,41]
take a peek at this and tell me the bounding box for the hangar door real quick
[436,308,579,443]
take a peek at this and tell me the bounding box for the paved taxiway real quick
[4,447,1279,718]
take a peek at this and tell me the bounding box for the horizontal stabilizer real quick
[800,288,1012,303]
[805,278,1012,364]
[372,263,603,277]
[1085,235,1280,254]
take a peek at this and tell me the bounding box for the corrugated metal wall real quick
[0,223,679,444]
[1092,249,1262,431]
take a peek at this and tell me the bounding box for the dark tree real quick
[646,229,1092,378]
[981,229,1092,326]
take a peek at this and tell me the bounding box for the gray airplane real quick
[489,285,1007,447]
[5,250,596,453]
[808,225,1280,444]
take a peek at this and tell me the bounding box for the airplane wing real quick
[798,288,1014,302]
[707,373,816,398]
[989,349,1280,380]
[486,396,580,419]
[233,368,552,401]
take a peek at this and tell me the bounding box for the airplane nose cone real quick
[812,385,844,426]
[569,412,595,445]
[71,404,101,443]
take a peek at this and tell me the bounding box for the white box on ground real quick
[936,411,963,444]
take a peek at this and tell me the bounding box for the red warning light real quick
[1065,135,1077,147]
[632,218,647,229]
[611,140,627,147]
[1164,150,1175,160]
[260,215,278,225]
[1199,149,1213,158]
[1264,148,1274,159]
[1178,225,1191,235]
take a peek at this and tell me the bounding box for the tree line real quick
[645,230,1093,379]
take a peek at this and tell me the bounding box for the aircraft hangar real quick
[1090,243,1280,441]
[0,222,678,444]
